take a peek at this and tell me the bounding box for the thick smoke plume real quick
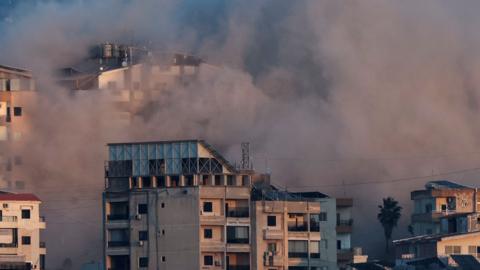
[3,0,480,268]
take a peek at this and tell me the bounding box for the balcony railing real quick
[108,241,129,247]
[288,252,308,258]
[40,216,46,222]
[288,222,308,232]
[107,214,129,221]
[310,222,320,232]
[226,238,249,244]
[226,207,249,218]
[0,242,17,248]
[39,242,46,248]
[310,253,320,258]
[226,266,250,270]
[0,216,17,222]
[337,219,353,226]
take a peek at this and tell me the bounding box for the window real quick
[337,240,342,250]
[161,256,166,262]
[214,175,223,185]
[139,257,148,268]
[22,236,31,245]
[445,245,461,254]
[139,231,148,241]
[170,176,179,187]
[288,240,308,258]
[21,209,30,219]
[227,226,249,244]
[157,176,166,187]
[161,203,165,208]
[142,177,151,188]
[203,202,213,213]
[310,214,320,231]
[267,216,276,227]
[319,212,327,221]
[310,241,320,258]
[242,175,250,186]
[13,107,22,116]
[268,243,277,252]
[425,204,432,213]
[185,175,194,186]
[227,175,236,186]
[204,255,213,266]
[161,229,165,235]
[138,204,148,214]
[204,228,213,239]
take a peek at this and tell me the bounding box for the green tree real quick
[377,197,402,253]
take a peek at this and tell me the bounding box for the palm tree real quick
[377,197,402,253]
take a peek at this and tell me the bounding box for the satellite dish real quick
[122,61,128,67]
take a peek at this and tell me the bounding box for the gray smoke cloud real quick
[3,0,480,268]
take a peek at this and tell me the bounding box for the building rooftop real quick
[425,180,472,190]
[251,184,329,202]
[0,64,32,78]
[0,193,41,202]
[393,231,480,245]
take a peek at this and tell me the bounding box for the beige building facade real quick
[410,181,480,236]
[0,193,46,270]
[0,65,35,192]
[104,140,253,270]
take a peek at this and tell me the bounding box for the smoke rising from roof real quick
[3,0,480,268]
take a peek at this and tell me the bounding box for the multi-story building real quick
[0,192,46,270]
[394,231,480,265]
[250,183,338,270]
[103,140,254,270]
[410,180,480,236]
[0,64,35,191]
[58,43,204,126]
[103,139,357,270]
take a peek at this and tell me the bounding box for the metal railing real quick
[337,219,353,226]
[288,252,308,258]
[40,216,46,222]
[0,216,17,222]
[288,222,308,232]
[226,238,249,244]
[226,266,250,270]
[107,214,129,221]
[226,207,249,218]
[39,242,46,248]
[108,241,129,247]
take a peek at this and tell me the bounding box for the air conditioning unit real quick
[138,241,144,247]
[214,260,221,266]
[135,214,142,220]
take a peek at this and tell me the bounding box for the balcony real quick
[310,222,320,232]
[226,266,250,270]
[226,207,249,218]
[0,216,17,222]
[39,242,46,248]
[337,248,353,262]
[227,238,249,244]
[200,241,225,252]
[411,211,460,222]
[108,241,129,248]
[263,254,284,267]
[288,252,308,258]
[107,214,129,221]
[288,222,308,232]
[336,219,353,233]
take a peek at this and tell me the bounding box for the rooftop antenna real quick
[241,142,251,170]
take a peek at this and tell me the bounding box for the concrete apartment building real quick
[410,181,480,236]
[0,64,35,191]
[103,140,254,270]
[0,192,46,270]
[103,140,356,270]
[250,183,338,270]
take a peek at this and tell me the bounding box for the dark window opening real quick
[227,175,236,186]
[185,175,194,186]
[267,216,276,227]
[139,231,148,241]
[13,107,22,116]
[139,257,148,268]
[138,204,148,214]
[157,176,166,187]
[204,255,213,266]
[170,176,179,187]
[22,236,31,245]
[21,209,30,219]
[204,228,212,239]
[142,177,151,188]
[203,202,213,213]
[214,175,223,185]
